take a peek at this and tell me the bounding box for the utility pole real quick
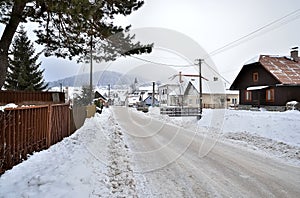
[89,35,93,104]
[197,59,204,120]
[108,84,111,105]
[152,81,155,107]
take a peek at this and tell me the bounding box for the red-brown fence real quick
[0,90,65,105]
[0,103,74,175]
[48,104,71,146]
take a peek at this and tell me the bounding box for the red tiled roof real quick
[259,55,300,85]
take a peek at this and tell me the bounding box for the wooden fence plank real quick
[0,90,65,105]
[0,103,74,175]
[0,113,4,174]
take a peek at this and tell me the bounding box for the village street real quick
[113,107,300,197]
[1,107,299,197]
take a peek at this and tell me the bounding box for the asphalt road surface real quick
[112,107,300,197]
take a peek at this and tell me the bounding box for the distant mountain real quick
[48,71,147,88]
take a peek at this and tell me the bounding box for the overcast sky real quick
[1,0,300,84]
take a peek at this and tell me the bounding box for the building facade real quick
[230,49,300,110]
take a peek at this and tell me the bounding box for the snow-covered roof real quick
[186,77,227,94]
[244,55,260,65]
[244,55,300,85]
[246,85,269,91]
[139,86,158,93]
[225,90,239,95]
[259,55,300,85]
[127,96,140,104]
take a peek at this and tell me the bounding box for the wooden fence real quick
[0,90,65,105]
[0,103,74,175]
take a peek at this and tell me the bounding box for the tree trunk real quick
[0,1,26,88]
[0,51,9,88]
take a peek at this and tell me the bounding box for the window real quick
[245,91,252,102]
[232,98,237,104]
[266,89,274,102]
[253,72,259,82]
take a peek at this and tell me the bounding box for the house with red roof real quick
[230,48,300,111]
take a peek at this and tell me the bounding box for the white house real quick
[158,78,239,108]
[126,92,140,107]
[158,84,184,107]
[126,84,159,107]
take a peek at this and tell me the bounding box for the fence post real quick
[47,104,52,148]
[67,106,71,136]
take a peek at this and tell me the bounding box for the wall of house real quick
[183,94,235,109]
[158,84,181,106]
[231,63,279,90]
[240,89,265,106]
[226,94,239,107]
[202,94,227,108]
[239,86,300,107]
[182,94,234,108]
[275,86,300,105]
[184,95,198,107]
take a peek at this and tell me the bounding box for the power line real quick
[130,8,300,68]
[203,61,231,84]
[131,54,231,84]
[204,8,300,59]
[129,55,195,67]
[201,9,300,84]
[129,8,300,85]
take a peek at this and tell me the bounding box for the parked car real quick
[136,102,149,113]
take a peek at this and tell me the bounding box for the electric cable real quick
[203,8,300,59]
[127,8,300,84]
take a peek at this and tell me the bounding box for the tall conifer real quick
[5,26,47,91]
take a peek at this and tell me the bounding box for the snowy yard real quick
[147,107,300,165]
[0,107,299,197]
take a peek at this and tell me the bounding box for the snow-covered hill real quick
[48,70,147,88]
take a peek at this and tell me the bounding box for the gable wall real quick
[231,63,279,90]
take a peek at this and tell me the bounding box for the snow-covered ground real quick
[0,107,299,197]
[0,109,137,197]
[146,107,300,166]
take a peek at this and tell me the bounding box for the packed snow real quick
[0,107,299,197]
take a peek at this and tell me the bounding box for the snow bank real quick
[0,108,137,197]
[197,109,300,147]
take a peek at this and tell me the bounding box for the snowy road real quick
[113,107,300,197]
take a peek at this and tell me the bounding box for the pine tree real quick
[4,26,48,91]
[73,85,93,106]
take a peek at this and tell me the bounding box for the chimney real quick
[290,47,299,62]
